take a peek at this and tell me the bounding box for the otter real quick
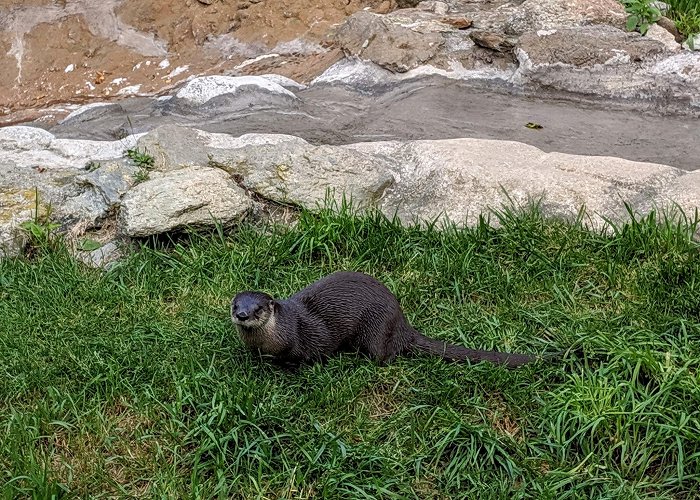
[230,271,552,369]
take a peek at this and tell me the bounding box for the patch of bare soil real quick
[1,0,394,124]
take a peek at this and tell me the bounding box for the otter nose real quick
[236,311,249,321]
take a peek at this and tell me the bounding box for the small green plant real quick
[622,0,662,35]
[126,148,155,169]
[133,168,151,183]
[667,0,700,40]
[19,187,61,255]
[126,148,155,183]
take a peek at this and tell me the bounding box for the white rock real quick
[75,241,121,268]
[119,166,253,237]
[0,125,142,171]
[117,84,142,95]
[165,65,189,79]
[645,23,680,52]
[0,126,54,150]
[257,73,307,90]
[369,138,682,228]
[174,75,297,105]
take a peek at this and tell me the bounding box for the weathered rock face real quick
[4,0,700,128]
[0,0,387,119]
[517,26,665,68]
[515,27,700,106]
[210,141,396,209]
[504,0,627,35]
[0,125,144,255]
[325,0,700,114]
[334,10,446,73]
[348,139,682,228]
[119,166,252,237]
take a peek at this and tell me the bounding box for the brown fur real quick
[230,271,549,368]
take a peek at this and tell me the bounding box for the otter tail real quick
[413,332,553,368]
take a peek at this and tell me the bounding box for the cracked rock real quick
[119,166,252,237]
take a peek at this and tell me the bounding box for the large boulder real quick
[514,26,700,107]
[134,124,300,171]
[119,166,253,237]
[209,138,396,209]
[334,10,446,73]
[349,138,683,228]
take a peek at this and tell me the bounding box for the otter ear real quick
[268,300,275,311]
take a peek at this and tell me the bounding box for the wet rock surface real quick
[43,75,700,171]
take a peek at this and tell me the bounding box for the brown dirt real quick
[0,0,395,124]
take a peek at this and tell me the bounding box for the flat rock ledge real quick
[2,123,700,261]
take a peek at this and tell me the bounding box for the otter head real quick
[230,291,275,330]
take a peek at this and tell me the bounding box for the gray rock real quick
[645,23,681,52]
[61,160,139,224]
[75,241,122,269]
[0,187,35,257]
[514,26,700,106]
[417,1,449,15]
[650,1,669,14]
[353,138,682,229]
[135,124,306,171]
[505,0,627,35]
[684,33,700,51]
[517,26,665,68]
[334,10,445,73]
[60,102,123,125]
[0,126,143,233]
[649,170,700,220]
[469,31,515,53]
[119,166,253,237]
[0,125,141,171]
[0,126,54,151]
[77,161,138,208]
[209,138,396,209]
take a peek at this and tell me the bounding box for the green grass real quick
[666,0,700,37]
[1,203,700,498]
